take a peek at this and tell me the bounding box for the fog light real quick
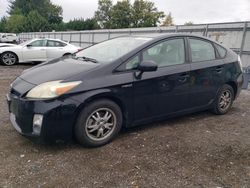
[33,114,43,135]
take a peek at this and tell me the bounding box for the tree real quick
[95,0,165,29]
[83,18,100,30]
[49,22,66,31]
[131,0,165,27]
[2,0,169,32]
[95,0,113,29]
[111,0,131,29]
[5,14,26,33]
[0,17,7,32]
[162,12,174,26]
[46,3,63,24]
[25,11,49,32]
[8,0,63,25]
[65,18,99,31]
[184,21,194,26]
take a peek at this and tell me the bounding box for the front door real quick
[133,38,191,123]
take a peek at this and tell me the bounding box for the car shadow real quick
[14,106,240,151]
[120,106,240,136]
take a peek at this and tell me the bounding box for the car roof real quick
[125,33,223,47]
[130,33,208,39]
[32,38,68,43]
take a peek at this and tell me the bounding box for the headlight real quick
[26,80,82,99]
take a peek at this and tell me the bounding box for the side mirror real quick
[26,44,32,48]
[137,60,158,72]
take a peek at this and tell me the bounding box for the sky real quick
[0,0,249,25]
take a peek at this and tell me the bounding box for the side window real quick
[29,40,46,47]
[214,43,227,58]
[189,38,215,62]
[142,39,185,67]
[125,56,140,70]
[47,40,66,47]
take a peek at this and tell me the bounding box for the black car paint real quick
[7,34,243,143]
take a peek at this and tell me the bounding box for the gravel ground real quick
[0,65,250,188]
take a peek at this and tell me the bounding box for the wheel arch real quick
[225,81,237,100]
[63,53,72,57]
[1,51,19,63]
[73,91,128,134]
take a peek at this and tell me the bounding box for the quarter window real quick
[189,38,215,62]
[47,40,66,47]
[215,43,227,58]
[142,39,185,67]
[125,56,140,70]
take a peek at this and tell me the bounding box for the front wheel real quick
[75,99,123,147]
[1,52,18,66]
[212,84,234,115]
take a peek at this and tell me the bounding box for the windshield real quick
[75,37,152,63]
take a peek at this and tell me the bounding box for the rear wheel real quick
[212,84,234,115]
[1,52,18,66]
[75,99,122,147]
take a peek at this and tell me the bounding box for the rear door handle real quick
[178,73,190,82]
[215,66,223,73]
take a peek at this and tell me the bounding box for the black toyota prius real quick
[7,34,243,147]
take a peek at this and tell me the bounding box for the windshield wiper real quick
[74,56,99,64]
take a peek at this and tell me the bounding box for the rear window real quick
[189,38,216,62]
[47,40,67,47]
[215,43,227,58]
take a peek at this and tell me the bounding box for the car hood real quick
[0,45,21,52]
[19,57,100,85]
[0,43,17,47]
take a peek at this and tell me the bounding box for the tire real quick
[75,99,123,147]
[0,52,18,66]
[212,84,234,115]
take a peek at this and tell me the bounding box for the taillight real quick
[238,55,243,72]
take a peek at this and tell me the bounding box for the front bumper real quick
[7,93,80,143]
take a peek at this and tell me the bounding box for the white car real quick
[0,33,18,43]
[0,38,82,66]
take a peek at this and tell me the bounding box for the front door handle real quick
[121,83,133,88]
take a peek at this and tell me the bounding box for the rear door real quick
[46,40,67,60]
[188,37,225,108]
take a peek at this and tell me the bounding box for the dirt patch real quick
[0,65,250,188]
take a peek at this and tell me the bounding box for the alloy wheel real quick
[2,53,16,65]
[85,108,117,141]
[219,90,232,111]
